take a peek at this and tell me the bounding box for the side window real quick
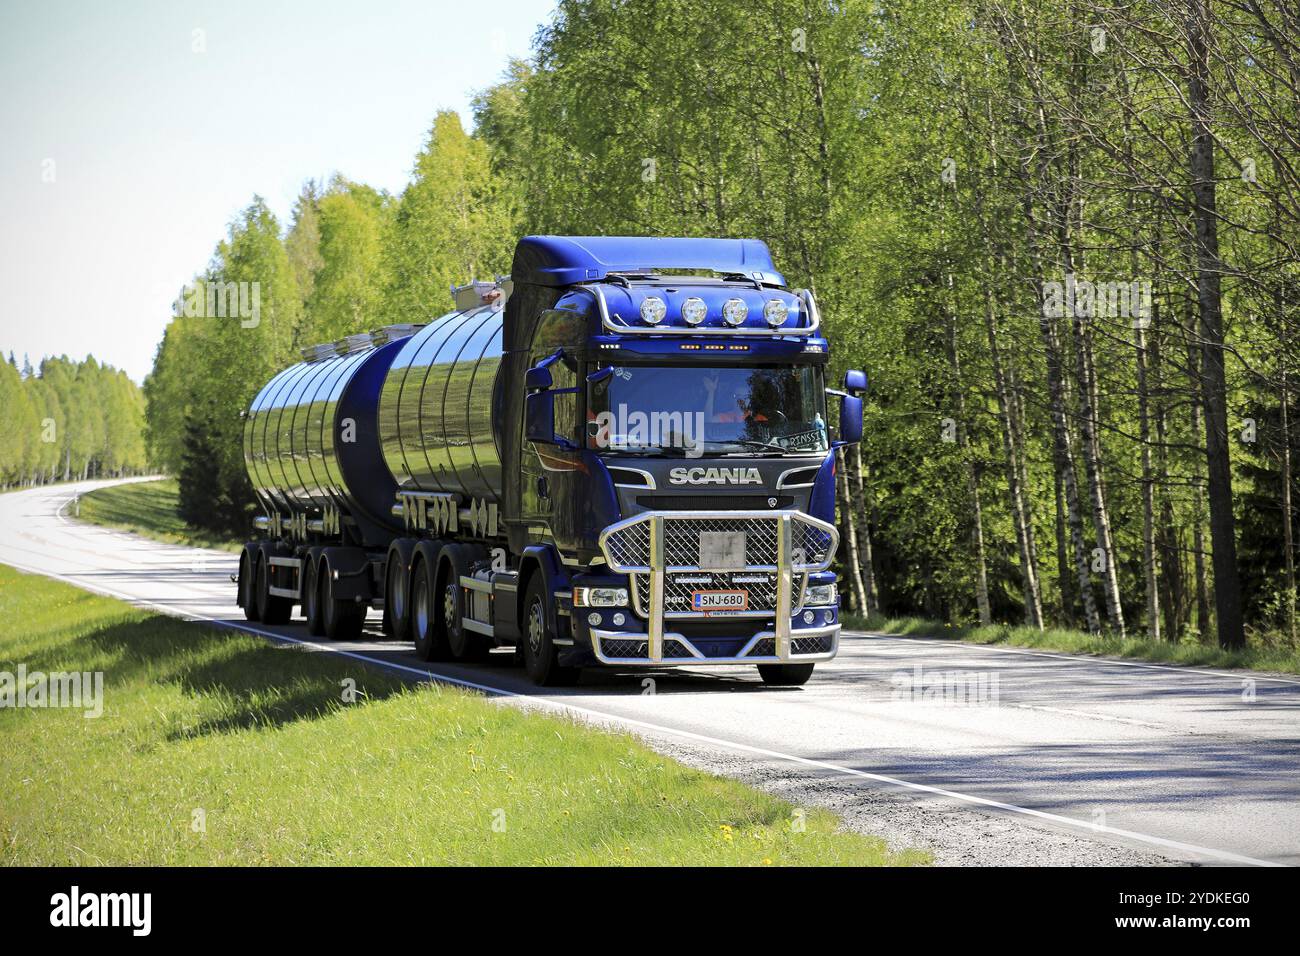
[529,309,585,444]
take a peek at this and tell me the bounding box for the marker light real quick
[722,298,749,326]
[803,610,816,624]
[764,298,789,327]
[681,297,707,325]
[640,296,667,325]
[612,612,626,626]
[588,612,602,627]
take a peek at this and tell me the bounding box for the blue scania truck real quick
[236,236,865,686]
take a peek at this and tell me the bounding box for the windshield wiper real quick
[715,439,793,455]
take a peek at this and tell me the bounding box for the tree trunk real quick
[851,445,878,614]
[1186,0,1245,649]
[1136,318,1161,639]
[836,447,868,615]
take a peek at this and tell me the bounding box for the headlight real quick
[573,586,629,607]
[640,296,667,325]
[803,582,837,606]
[681,297,707,325]
[764,298,789,327]
[722,297,748,326]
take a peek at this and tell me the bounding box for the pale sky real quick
[0,0,556,382]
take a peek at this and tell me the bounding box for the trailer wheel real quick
[756,663,815,686]
[410,557,451,661]
[255,554,292,625]
[384,549,412,641]
[320,561,364,641]
[303,557,325,636]
[238,547,260,622]
[522,576,580,686]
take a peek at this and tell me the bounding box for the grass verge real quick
[0,564,927,866]
[844,611,1300,675]
[77,478,240,552]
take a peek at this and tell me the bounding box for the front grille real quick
[632,570,806,617]
[636,494,793,511]
[601,512,837,572]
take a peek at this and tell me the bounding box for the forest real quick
[0,353,148,488]
[142,0,1298,650]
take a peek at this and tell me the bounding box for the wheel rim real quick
[414,574,430,638]
[444,584,458,635]
[527,598,544,656]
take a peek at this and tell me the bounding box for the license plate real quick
[691,590,748,612]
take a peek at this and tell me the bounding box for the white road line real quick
[846,629,1300,687]
[2,554,1282,868]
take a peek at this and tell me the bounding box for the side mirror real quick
[525,365,553,391]
[525,390,556,444]
[838,393,863,445]
[844,369,867,396]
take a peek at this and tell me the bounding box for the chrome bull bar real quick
[596,510,839,665]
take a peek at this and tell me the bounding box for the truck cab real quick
[504,237,864,685]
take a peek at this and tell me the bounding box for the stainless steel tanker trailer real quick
[236,235,866,686]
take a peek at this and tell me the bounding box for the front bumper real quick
[589,621,839,666]
[592,508,840,666]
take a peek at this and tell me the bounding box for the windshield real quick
[587,364,828,456]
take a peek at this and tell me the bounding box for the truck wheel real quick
[757,663,815,686]
[522,576,580,686]
[384,545,414,641]
[320,561,364,641]
[255,554,292,625]
[238,547,260,622]
[410,558,451,661]
[303,558,325,636]
[441,547,490,663]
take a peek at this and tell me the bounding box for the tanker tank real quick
[242,326,418,546]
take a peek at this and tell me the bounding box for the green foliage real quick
[0,565,926,865]
[0,353,146,487]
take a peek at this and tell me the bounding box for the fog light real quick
[612,612,626,626]
[640,296,666,325]
[824,609,835,625]
[803,610,815,624]
[587,612,602,627]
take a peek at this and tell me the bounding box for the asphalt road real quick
[3,478,1299,866]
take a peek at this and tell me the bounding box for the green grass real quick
[0,565,926,866]
[77,478,240,552]
[844,611,1300,675]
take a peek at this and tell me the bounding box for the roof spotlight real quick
[681,297,707,326]
[722,298,749,327]
[763,298,789,327]
[640,296,667,325]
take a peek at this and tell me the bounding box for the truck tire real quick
[522,576,580,686]
[757,663,815,686]
[320,560,365,641]
[410,556,451,661]
[440,545,490,663]
[238,546,260,622]
[384,540,415,641]
[255,553,293,625]
[303,557,325,636]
